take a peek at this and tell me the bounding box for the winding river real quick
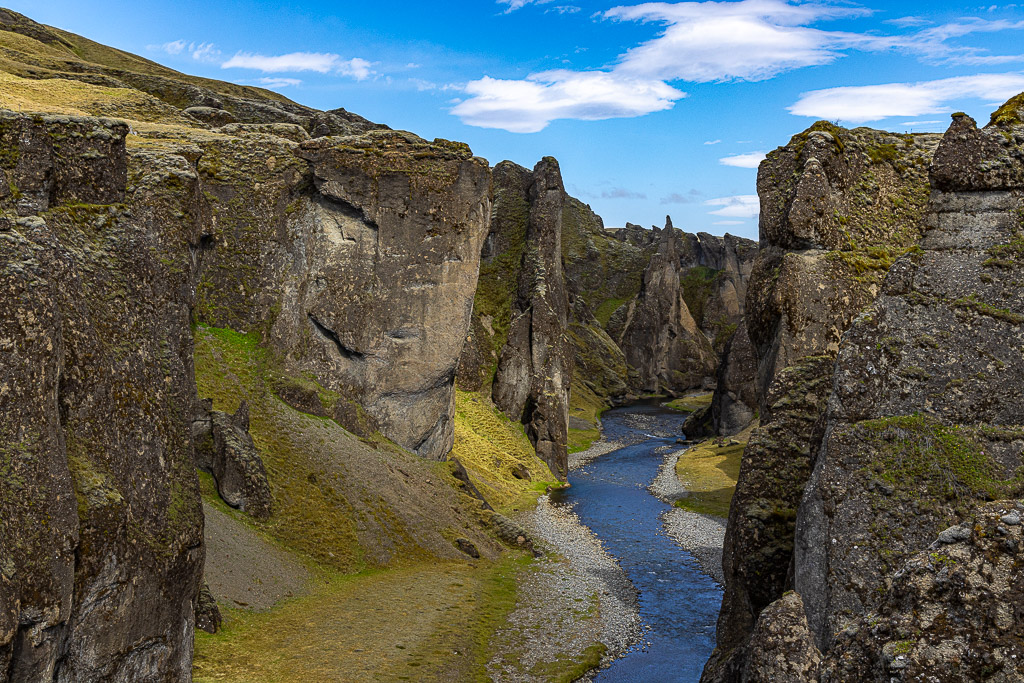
[551,402,722,682]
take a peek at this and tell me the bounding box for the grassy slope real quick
[674,421,757,518]
[192,326,579,680]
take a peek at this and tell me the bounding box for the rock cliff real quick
[704,122,940,681]
[0,10,499,680]
[789,106,1024,679]
[0,112,204,681]
[491,158,573,479]
[615,218,718,394]
[712,99,1024,681]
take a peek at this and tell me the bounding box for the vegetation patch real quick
[194,555,532,683]
[451,390,557,512]
[858,413,1024,507]
[665,393,713,413]
[568,378,606,454]
[680,265,720,326]
[674,424,753,518]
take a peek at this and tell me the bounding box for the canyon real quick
[0,6,1022,683]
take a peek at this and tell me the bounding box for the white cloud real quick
[790,72,1024,122]
[150,39,186,55]
[451,71,684,133]
[713,220,744,225]
[602,187,647,199]
[457,0,1024,133]
[498,0,554,12]
[604,0,873,83]
[547,5,581,14]
[222,52,374,80]
[899,119,943,126]
[704,139,722,145]
[148,40,220,62]
[706,195,760,219]
[886,16,932,28]
[257,77,302,88]
[719,151,767,168]
[190,43,221,63]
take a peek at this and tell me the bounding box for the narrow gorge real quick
[1,6,1022,683]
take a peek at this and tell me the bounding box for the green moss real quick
[673,435,748,518]
[866,143,899,164]
[858,414,1024,505]
[665,393,713,412]
[451,390,558,511]
[951,294,1024,324]
[593,297,629,327]
[989,93,1024,127]
[679,265,720,325]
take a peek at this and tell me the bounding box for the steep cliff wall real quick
[491,158,573,479]
[783,105,1024,680]
[704,122,940,682]
[191,130,490,459]
[615,220,718,394]
[0,112,204,681]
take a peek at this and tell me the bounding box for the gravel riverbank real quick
[649,446,727,585]
[487,436,642,681]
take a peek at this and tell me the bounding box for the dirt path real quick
[194,557,529,682]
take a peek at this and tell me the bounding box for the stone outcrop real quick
[788,107,1024,675]
[189,130,491,459]
[193,400,273,520]
[0,112,204,680]
[615,218,717,394]
[820,502,1024,681]
[491,158,573,479]
[741,592,820,683]
[704,122,940,682]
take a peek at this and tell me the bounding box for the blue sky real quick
[14,1,1024,239]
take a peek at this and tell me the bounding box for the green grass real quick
[451,390,558,512]
[194,554,533,683]
[593,297,628,327]
[665,393,713,413]
[673,425,754,518]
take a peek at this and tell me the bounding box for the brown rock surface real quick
[492,157,573,479]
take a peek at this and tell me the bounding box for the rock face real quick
[193,400,273,520]
[615,218,717,394]
[741,592,820,683]
[704,122,940,682]
[0,112,203,680]
[821,502,1024,681]
[789,108,1024,674]
[492,158,573,479]
[191,131,491,460]
[708,322,758,436]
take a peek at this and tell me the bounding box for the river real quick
[551,402,723,682]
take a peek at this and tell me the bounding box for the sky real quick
[13,1,1024,239]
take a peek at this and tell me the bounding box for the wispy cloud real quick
[601,187,647,199]
[148,39,222,63]
[899,119,943,126]
[222,52,374,80]
[497,0,554,13]
[456,0,1024,133]
[548,5,581,14]
[661,189,702,204]
[451,71,683,133]
[713,220,744,225]
[704,139,722,145]
[719,151,767,168]
[790,72,1024,122]
[257,77,302,88]
[706,195,760,219]
[885,16,932,28]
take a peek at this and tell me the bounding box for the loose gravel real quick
[649,446,727,585]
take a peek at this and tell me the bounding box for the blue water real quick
[551,403,722,683]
